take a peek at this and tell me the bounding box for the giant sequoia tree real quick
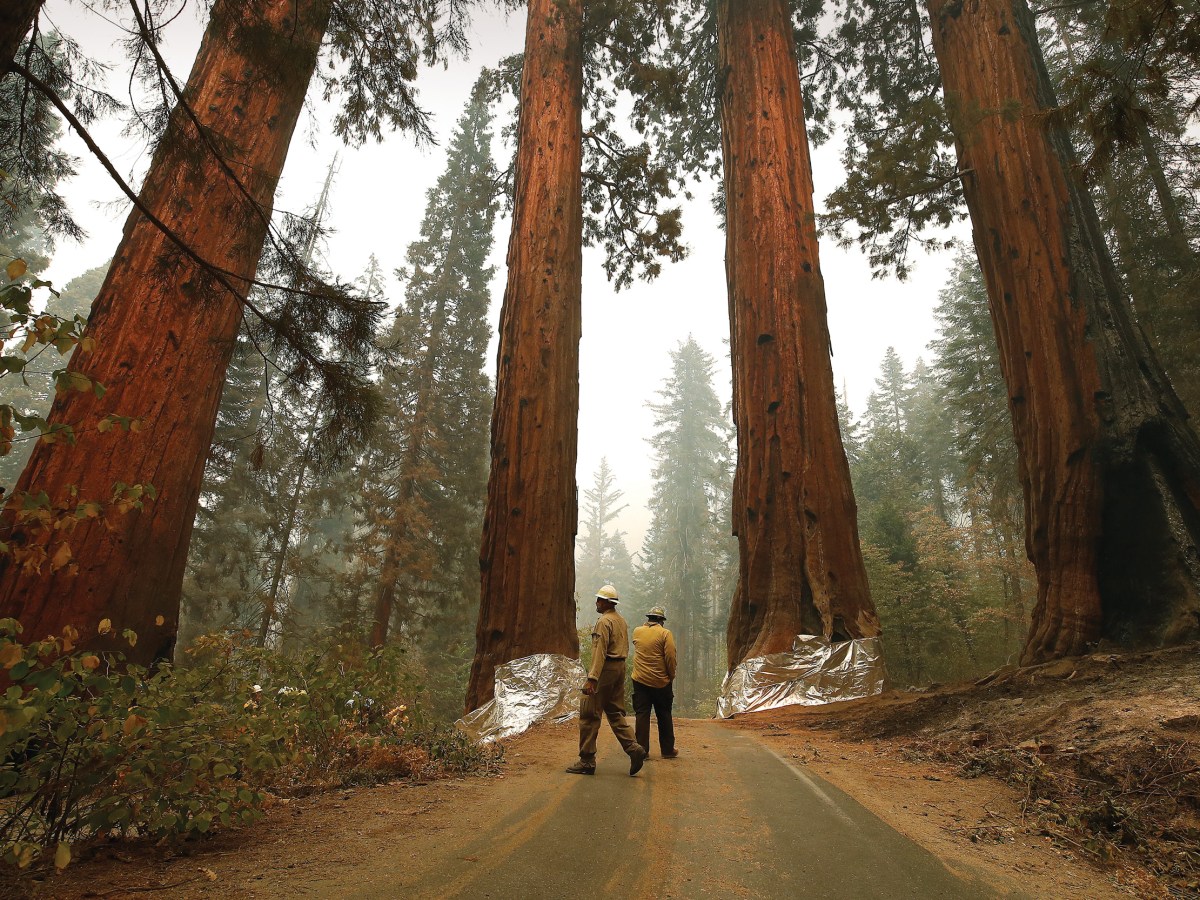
[717,0,880,667]
[465,0,586,711]
[0,0,452,663]
[926,0,1200,660]
[0,0,333,663]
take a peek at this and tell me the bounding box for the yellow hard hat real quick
[595,584,620,602]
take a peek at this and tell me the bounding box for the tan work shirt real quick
[632,622,677,688]
[588,609,630,681]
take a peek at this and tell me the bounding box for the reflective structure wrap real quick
[456,653,587,743]
[716,635,886,718]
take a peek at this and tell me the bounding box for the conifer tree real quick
[467,0,586,711]
[575,457,629,603]
[0,0,467,664]
[1040,9,1200,415]
[926,0,1200,661]
[365,76,498,650]
[717,0,880,666]
[639,337,735,710]
[827,0,1200,661]
[856,349,921,568]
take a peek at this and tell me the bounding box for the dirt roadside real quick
[725,643,1200,899]
[5,645,1196,898]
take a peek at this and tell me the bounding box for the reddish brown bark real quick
[465,0,584,711]
[0,0,332,664]
[0,0,41,71]
[927,0,1200,662]
[717,0,880,669]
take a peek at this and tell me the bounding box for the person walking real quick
[566,584,647,776]
[632,606,678,759]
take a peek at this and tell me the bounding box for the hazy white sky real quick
[40,2,963,556]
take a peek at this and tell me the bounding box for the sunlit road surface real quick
[390,720,997,900]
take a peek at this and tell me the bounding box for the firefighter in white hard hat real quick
[632,605,678,759]
[566,584,647,776]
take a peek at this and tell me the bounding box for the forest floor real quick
[5,643,1197,898]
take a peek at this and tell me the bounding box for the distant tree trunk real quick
[717,0,880,668]
[0,0,332,664]
[465,0,584,711]
[927,0,1200,662]
[369,282,452,648]
[259,416,318,647]
[0,0,41,71]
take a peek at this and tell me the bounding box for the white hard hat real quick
[595,584,620,602]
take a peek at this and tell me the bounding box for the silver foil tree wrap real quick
[456,653,587,743]
[716,635,886,718]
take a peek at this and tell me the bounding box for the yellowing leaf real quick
[98,618,112,635]
[155,615,165,626]
[6,259,28,281]
[123,713,147,736]
[50,542,72,571]
[96,417,112,434]
[81,654,100,671]
[0,642,23,670]
[54,843,71,871]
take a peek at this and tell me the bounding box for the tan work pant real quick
[578,659,639,761]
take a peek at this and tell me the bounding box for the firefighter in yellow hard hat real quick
[566,584,647,776]
[632,605,678,759]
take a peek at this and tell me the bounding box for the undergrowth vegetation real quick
[0,622,500,872]
[940,737,1200,882]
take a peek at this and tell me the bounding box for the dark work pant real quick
[632,679,675,756]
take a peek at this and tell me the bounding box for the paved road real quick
[386,720,997,900]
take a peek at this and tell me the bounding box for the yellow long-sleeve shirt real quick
[632,622,677,688]
[587,609,630,681]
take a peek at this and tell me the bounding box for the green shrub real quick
[0,623,500,872]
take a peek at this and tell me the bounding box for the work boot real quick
[565,760,595,775]
[628,745,647,776]
[662,749,679,759]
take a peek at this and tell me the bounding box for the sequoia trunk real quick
[926,0,1200,661]
[0,0,332,664]
[717,0,880,668]
[465,0,584,711]
[0,0,41,71]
